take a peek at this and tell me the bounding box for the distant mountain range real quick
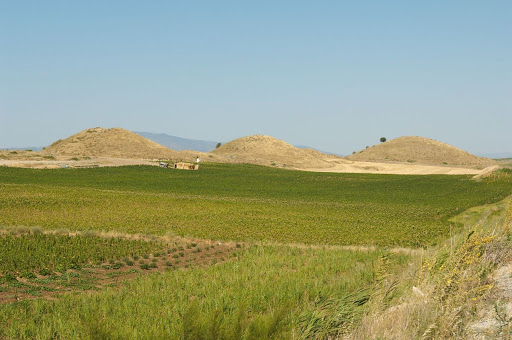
[3,146,44,151]
[135,132,343,155]
[133,131,220,152]
[478,152,512,159]
[294,145,344,157]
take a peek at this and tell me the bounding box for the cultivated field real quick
[1,164,511,338]
[0,164,510,247]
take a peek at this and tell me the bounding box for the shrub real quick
[0,274,17,283]
[20,271,36,279]
[38,268,53,276]
[112,262,123,269]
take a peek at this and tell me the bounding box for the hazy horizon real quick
[1,2,511,155]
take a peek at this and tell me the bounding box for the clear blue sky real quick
[1,1,510,155]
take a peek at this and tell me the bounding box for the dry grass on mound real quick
[211,134,345,169]
[42,127,178,159]
[4,131,498,173]
[347,136,496,169]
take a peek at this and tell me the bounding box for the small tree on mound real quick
[380,137,387,143]
[216,142,222,149]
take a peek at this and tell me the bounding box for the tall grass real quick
[0,244,410,339]
[348,197,512,339]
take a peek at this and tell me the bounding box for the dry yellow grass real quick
[348,197,512,339]
[347,136,496,168]
[42,127,178,159]
[2,130,500,175]
[37,127,230,163]
[211,134,345,168]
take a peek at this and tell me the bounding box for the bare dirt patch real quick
[300,161,497,175]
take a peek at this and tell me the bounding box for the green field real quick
[0,243,409,339]
[1,164,511,338]
[0,230,164,274]
[0,164,510,247]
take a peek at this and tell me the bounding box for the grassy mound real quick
[348,136,496,168]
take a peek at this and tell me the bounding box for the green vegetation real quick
[0,164,511,338]
[0,164,510,247]
[0,244,410,339]
[0,229,164,275]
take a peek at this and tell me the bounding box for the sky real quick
[1,1,511,155]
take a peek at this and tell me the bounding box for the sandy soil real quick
[467,262,512,338]
[300,160,497,175]
[0,156,498,176]
[0,157,156,169]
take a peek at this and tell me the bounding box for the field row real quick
[0,228,239,305]
[0,227,238,274]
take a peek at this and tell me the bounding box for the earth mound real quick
[211,135,343,168]
[43,127,177,159]
[347,136,496,168]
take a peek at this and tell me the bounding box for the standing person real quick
[196,156,200,163]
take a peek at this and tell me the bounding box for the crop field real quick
[0,164,511,338]
[0,243,410,339]
[0,164,511,247]
[0,227,238,304]
[0,230,164,274]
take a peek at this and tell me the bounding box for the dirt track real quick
[300,160,497,175]
[0,157,155,169]
[0,157,498,176]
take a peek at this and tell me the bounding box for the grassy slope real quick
[0,164,510,247]
[349,197,512,339]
